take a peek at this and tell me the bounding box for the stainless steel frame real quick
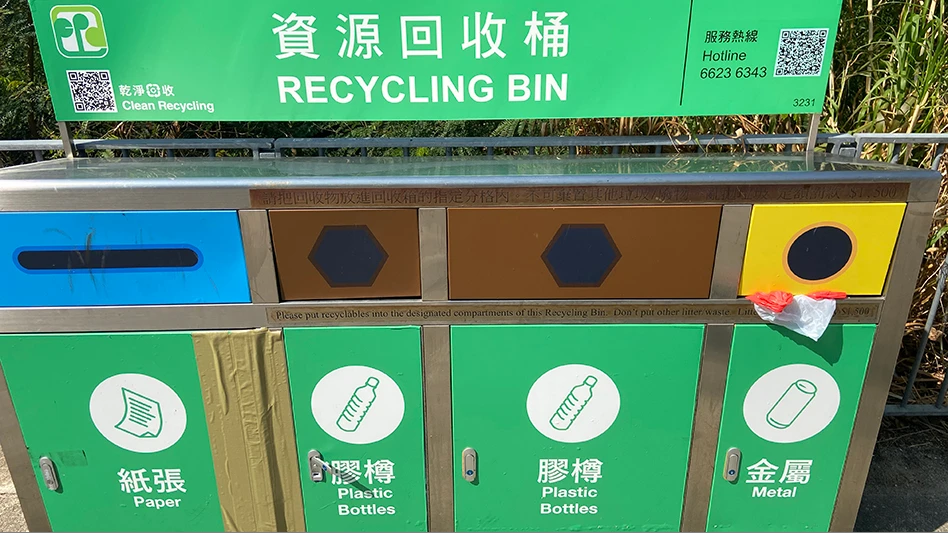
[680,202,750,530]
[239,210,281,303]
[681,325,734,531]
[419,208,448,301]
[421,326,453,531]
[709,206,752,300]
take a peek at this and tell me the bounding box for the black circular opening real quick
[786,225,853,281]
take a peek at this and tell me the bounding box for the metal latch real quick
[308,450,333,483]
[723,447,741,482]
[39,457,59,491]
[461,447,477,483]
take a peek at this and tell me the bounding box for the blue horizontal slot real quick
[0,211,250,306]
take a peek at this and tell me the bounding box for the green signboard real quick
[706,324,875,532]
[284,326,427,532]
[0,333,224,532]
[30,0,842,121]
[451,324,704,531]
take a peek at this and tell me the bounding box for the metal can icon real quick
[766,379,817,429]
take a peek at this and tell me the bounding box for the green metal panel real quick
[451,324,705,532]
[706,324,876,532]
[284,326,427,532]
[30,0,843,121]
[0,333,224,532]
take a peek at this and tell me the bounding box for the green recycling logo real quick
[50,5,108,58]
[90,373,187,453]
[743,364,840,444]
[311,366,404,445]
[527,364,621,444]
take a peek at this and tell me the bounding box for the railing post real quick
[805,113,821,153]
[58,121,77,159]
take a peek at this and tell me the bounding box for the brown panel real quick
[448,206,721,299]
[270,209,420,300]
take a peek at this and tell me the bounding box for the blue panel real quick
[0,211,250,306]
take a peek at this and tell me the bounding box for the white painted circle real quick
[743,363,840,444]
[311,365,404,445]
[526,364,620,443]
[89,373,187,453]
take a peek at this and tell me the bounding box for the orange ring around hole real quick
[782,221,858,285]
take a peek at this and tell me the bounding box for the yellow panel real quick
[739,203,905,295]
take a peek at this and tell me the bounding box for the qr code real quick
[774,29,829,77]
[67,70,117,112]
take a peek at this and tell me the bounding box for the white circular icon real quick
[743,364,840,444]
[89,373,187,453]
[311,365,404,445]
[526,364,620,444]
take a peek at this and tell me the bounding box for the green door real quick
[706,324,875,532]
[0,333,224,532]
[451,324,705,532]
[284,326,427,532]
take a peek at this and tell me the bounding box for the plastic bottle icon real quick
[550,375,597,431]
[766,379,818,429]
[336,377,379,432]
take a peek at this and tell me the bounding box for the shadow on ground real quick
[855,418,948,532]
[0,443,27,532]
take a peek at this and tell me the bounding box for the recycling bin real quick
[0,153,938,533]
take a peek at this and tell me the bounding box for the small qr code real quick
[67,70,117,112]
[774,29,829,77]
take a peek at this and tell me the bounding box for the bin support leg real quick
[830,201,936,531]
[0,362,52,531]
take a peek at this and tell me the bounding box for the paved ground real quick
[1,419,947,531]
[854,418,948,532]
[0,444,27,532]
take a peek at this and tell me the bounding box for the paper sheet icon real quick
[114,387,163,438]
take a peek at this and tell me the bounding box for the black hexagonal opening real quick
[541,224,621,287]
[309,225,388,287]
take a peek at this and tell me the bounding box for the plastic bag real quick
[746,291,847,341]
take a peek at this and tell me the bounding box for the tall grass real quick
[495,0,948,167]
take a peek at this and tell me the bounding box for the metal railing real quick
[1,132,947,415]
[0,133,861,162]
[1,134,944,167]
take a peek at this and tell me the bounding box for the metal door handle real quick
[308,450,333,483]
[723,447,741,482]
[462,447,477,482]
[39,457,59,491]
